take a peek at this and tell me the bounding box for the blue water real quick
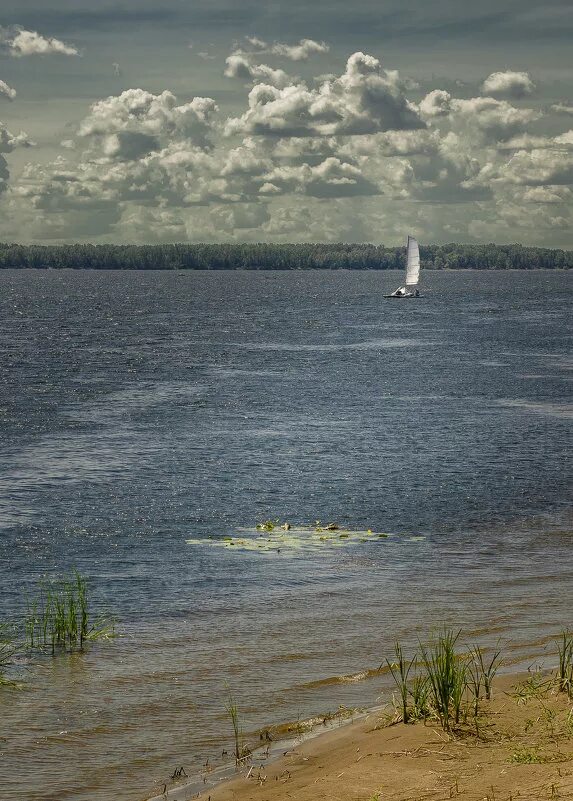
[0,269,571,801]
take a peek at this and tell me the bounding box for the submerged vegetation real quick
[0,241,571,271]
[1,571,116,685]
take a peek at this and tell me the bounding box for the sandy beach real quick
[149,673,573,801]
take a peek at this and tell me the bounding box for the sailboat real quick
[384,235,422,298]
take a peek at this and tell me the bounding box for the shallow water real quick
[0,269,571,801]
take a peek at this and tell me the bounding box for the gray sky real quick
[0,0,572,245]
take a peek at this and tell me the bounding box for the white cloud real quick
[0,80,16,101]
[419,89,452,118]
[211,202,271,231]
[521,185,572,203]
[270,39,329,61]
[497,130,573,151]
[0,25,79,57]
[226,52,424,137]
[78,89,218,155]
[233,36,329,62]
[551,102,573,115]
[0,122,34,194]
[0,123,34,153]
[496,148,573,186]
[481,71,535,98]
[450,96,540,143]
[6,47,572,246]
[261,156,380,197]
[224,55,294,88]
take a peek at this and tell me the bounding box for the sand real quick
[150,674,573,801]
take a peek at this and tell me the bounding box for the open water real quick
[0,269,571,801]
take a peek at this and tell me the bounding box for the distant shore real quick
[146,672,573,801]
[1,241,571,271]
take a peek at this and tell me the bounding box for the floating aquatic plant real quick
[186,523,412,554]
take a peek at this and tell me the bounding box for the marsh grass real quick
[556,631,573,697]
[386,631,507,733]
[225,689,249,766]
[24,571,115,654]
[387,642,416,724]
[419,629,468,731]
[471,645,502,701]
[0,624,16,685]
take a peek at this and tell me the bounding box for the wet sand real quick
[149,675,573,801]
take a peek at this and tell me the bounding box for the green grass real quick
[510,747,552,764]
[385,631,506,733]
[471,644,502,701]
[556,631,573,697]
[419,629,467,731]
[0,624,16,686]
[23,571,115,655]
[387,642,417,724]
[225,688,244,765]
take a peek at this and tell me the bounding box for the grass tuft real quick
[23,571,115,655]
[556,631,573,698]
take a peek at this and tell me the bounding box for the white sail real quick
[405,236,420,287]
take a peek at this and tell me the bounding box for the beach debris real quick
[170,766,187,780]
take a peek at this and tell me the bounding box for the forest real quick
[0,242,570,270]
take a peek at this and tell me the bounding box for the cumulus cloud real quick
[0,25,79,57]
[551,102,573,115]
[226,52,424,137]
[270,39,329,61]
[261,156,380,197]
[78,89,219,155]
[495,148,573,186]
[0,80,17,101]
[521,185,572,203]
[498,131,573,151]
[234,36,329,62]
[0,122,34,194]
[224,55,293,88]
[419,89,452,118]
[0,123,34,153]
[481,71,535,99]
[450,96,540,143]
[7,45,572,245]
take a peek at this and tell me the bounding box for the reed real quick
[409,672,430,722]
[387,642,416,724]
[471,644,502,701]
[0,624,16,684]
[418,629,467,731]
[23,571,115,654]
[556,630,573,697]
[225,689,246,766]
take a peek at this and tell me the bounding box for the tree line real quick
[0,242,570,270]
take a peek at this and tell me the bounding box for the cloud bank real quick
[1,41,572,246]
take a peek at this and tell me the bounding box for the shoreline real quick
[144,667,573,801]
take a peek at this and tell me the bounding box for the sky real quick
[0,0,572,245]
